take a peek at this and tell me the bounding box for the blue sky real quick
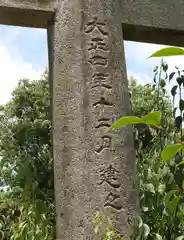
[0,25,184,105]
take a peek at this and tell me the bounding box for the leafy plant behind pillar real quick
[103,46,184,239]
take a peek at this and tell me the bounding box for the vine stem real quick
[151,124,184,146]
[177,68,183,156]
[157,58,163,110]
[179,85,183,148]
[157,59,164,150]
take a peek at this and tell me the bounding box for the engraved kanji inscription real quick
[92,72,112,89]
[88,55,108,66]
[95,118,111,129]
[104,192,122,210]
[127,216,133,225]
[93,96,113,107]
[99,165,121,188]
[88,37,108,51]
[84,17,108,36]
[95,135,112,153]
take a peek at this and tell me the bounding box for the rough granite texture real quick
[121,0,184,31]
[2,0,184,31]
[0,0,55,27]
[121,0,184,46]
[51,0,136,239]
[0,0,54,10]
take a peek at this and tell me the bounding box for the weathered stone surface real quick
[50,0,136,239]
[0,0,54,10]
[0,0,55,27]
[2,0,184,42]
[121,0,184,47]
[2,0,184,32]
[120,0,184,31]
[123,23,184,48]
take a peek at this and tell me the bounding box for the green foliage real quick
[10,200,53,240]
[93,212,121,240]
[0,71,55,239]
[98,49,184,239]
[0,194,53,239]
[161,144,184,162]
[142,111,161,125]
[124,51,184,239]
[111,116,144,128]
[128,77,172,118]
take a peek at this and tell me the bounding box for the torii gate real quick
[1,0,184,239]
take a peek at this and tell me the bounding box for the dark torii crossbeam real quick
[0,0,183,239]
[1,0,184,45]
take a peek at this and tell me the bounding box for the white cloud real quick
[0,44,43,105]
[124,41,184,84]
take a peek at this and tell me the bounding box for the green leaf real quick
[179,99,184,111]
[171,85,177,96]
[169,72,176,81]
[161,144,184,162]
[142,206,149,212]
[142,111,161,125]
[111,111,161,129]
[93,212,104,234]
[155,233,163,240]
[160,79,166,88]
[162,62,168,72]
[19,221,27,229]
[164,190,177,206]
[158,184,165,195]
[145,183,155,194]
[20,222,28,237]
[148,47,184,58]
[167,197,180,217]
[137,216,143,228]
[153,74,157,83]
[142,224,150,238]
[175,116,182,129]
[35,199,47,215]
[177,160,184,166]
[0,230,4,240]
[111,116,143,129]
[104,230,115,239]
[175,236,184,240]
[177,77,184,86]
[153,66,158,72]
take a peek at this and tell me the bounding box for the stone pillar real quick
[49,0,137,239]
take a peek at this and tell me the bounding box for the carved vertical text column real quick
[49,0,137,239]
